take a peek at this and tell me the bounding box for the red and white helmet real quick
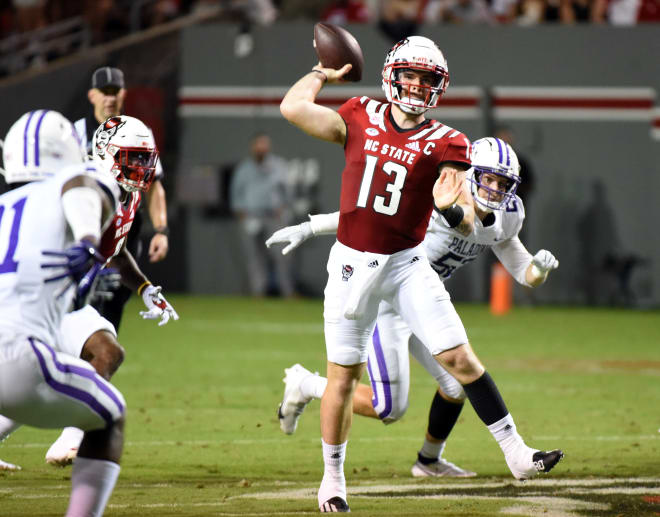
[92,115,158,192]
[2,110,84,184]
[382,36,449,115]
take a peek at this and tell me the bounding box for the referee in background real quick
[75,66,170,332]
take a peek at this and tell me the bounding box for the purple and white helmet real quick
[2,110,85,184]
[467,137,521,212]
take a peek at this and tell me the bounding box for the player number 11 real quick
[0,197,27,274]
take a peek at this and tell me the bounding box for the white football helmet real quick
[467,137,521,212]
[2,110,85,184]
[382,36,450,115]
[92,115,158,192]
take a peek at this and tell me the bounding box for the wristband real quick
[154,226,169,236]
[311,69,327,83]
[308,212,340,235]
[137,281,152,296]
[435,204,464,228]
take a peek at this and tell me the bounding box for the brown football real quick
[313,22,364,82]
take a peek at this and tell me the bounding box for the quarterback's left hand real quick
[139,285,179,326]
[531,249,559,274]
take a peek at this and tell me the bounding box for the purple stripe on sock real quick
[370,325,393,419]
[32,110,49,167]
[29,338,124,426]
[23,111,37,166]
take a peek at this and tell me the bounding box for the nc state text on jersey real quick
[364,139,432,165]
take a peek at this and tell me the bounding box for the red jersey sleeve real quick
[439,132,471,167]
[337,96,363,133]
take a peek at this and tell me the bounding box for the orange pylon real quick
[490,262,513,315]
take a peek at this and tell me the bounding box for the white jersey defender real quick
[0,166,124,432]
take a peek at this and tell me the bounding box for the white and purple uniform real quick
[368,196,533,422]
[0,168,125,431]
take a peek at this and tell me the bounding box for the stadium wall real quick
[179,23,660,306]
[0,23,658,305]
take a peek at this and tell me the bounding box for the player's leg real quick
[317,241,381,512]
[394,256,563,480]
[46,306,122,466]
[237,220,268,296]
[408,335,476,477]
[364,301,412,423]
[278,301,409,433]
[0,336,125,516]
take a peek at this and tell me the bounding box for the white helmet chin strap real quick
[474,195,495,213]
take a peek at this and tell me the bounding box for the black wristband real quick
[434,203,464,228]
[311,69,327,83]
[154,226,169,236]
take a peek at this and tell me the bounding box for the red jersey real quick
[99,191,141,259]
[336,96,471,254]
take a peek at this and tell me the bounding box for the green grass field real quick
[1,297,659,516]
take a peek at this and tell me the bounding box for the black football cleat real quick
[532,449,564,473]
[320,496,350,513]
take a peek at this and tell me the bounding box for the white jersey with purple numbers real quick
[0,164,119,346]
[0,164,124,432]
[424,195,526,281]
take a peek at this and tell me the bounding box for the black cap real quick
[91,67,125,89]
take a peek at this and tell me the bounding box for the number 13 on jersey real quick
[356,154,408,216]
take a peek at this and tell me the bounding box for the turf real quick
[1,297,659,516]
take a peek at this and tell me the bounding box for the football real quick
[313,22,364,82]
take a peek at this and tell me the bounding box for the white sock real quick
[60,427,85,446]
[0,415,22,442]
[318,440,347,506]
[487,413,526,456]
[301,374,327,400]
[66,457,120,517]
[419,439,445,461]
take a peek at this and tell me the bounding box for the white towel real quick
[343,253,390,320]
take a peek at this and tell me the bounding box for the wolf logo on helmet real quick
[92,115,158,193]
[93,117,126,159]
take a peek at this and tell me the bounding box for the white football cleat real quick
[506,446,564,480]
[0,458,21,471]
[277,364,315,435]
[45,427,84,467]
[411,455,476,478]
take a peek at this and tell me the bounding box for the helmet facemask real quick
[108,145,158,192]
[384,63,449,115]
[468,166,520,212]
